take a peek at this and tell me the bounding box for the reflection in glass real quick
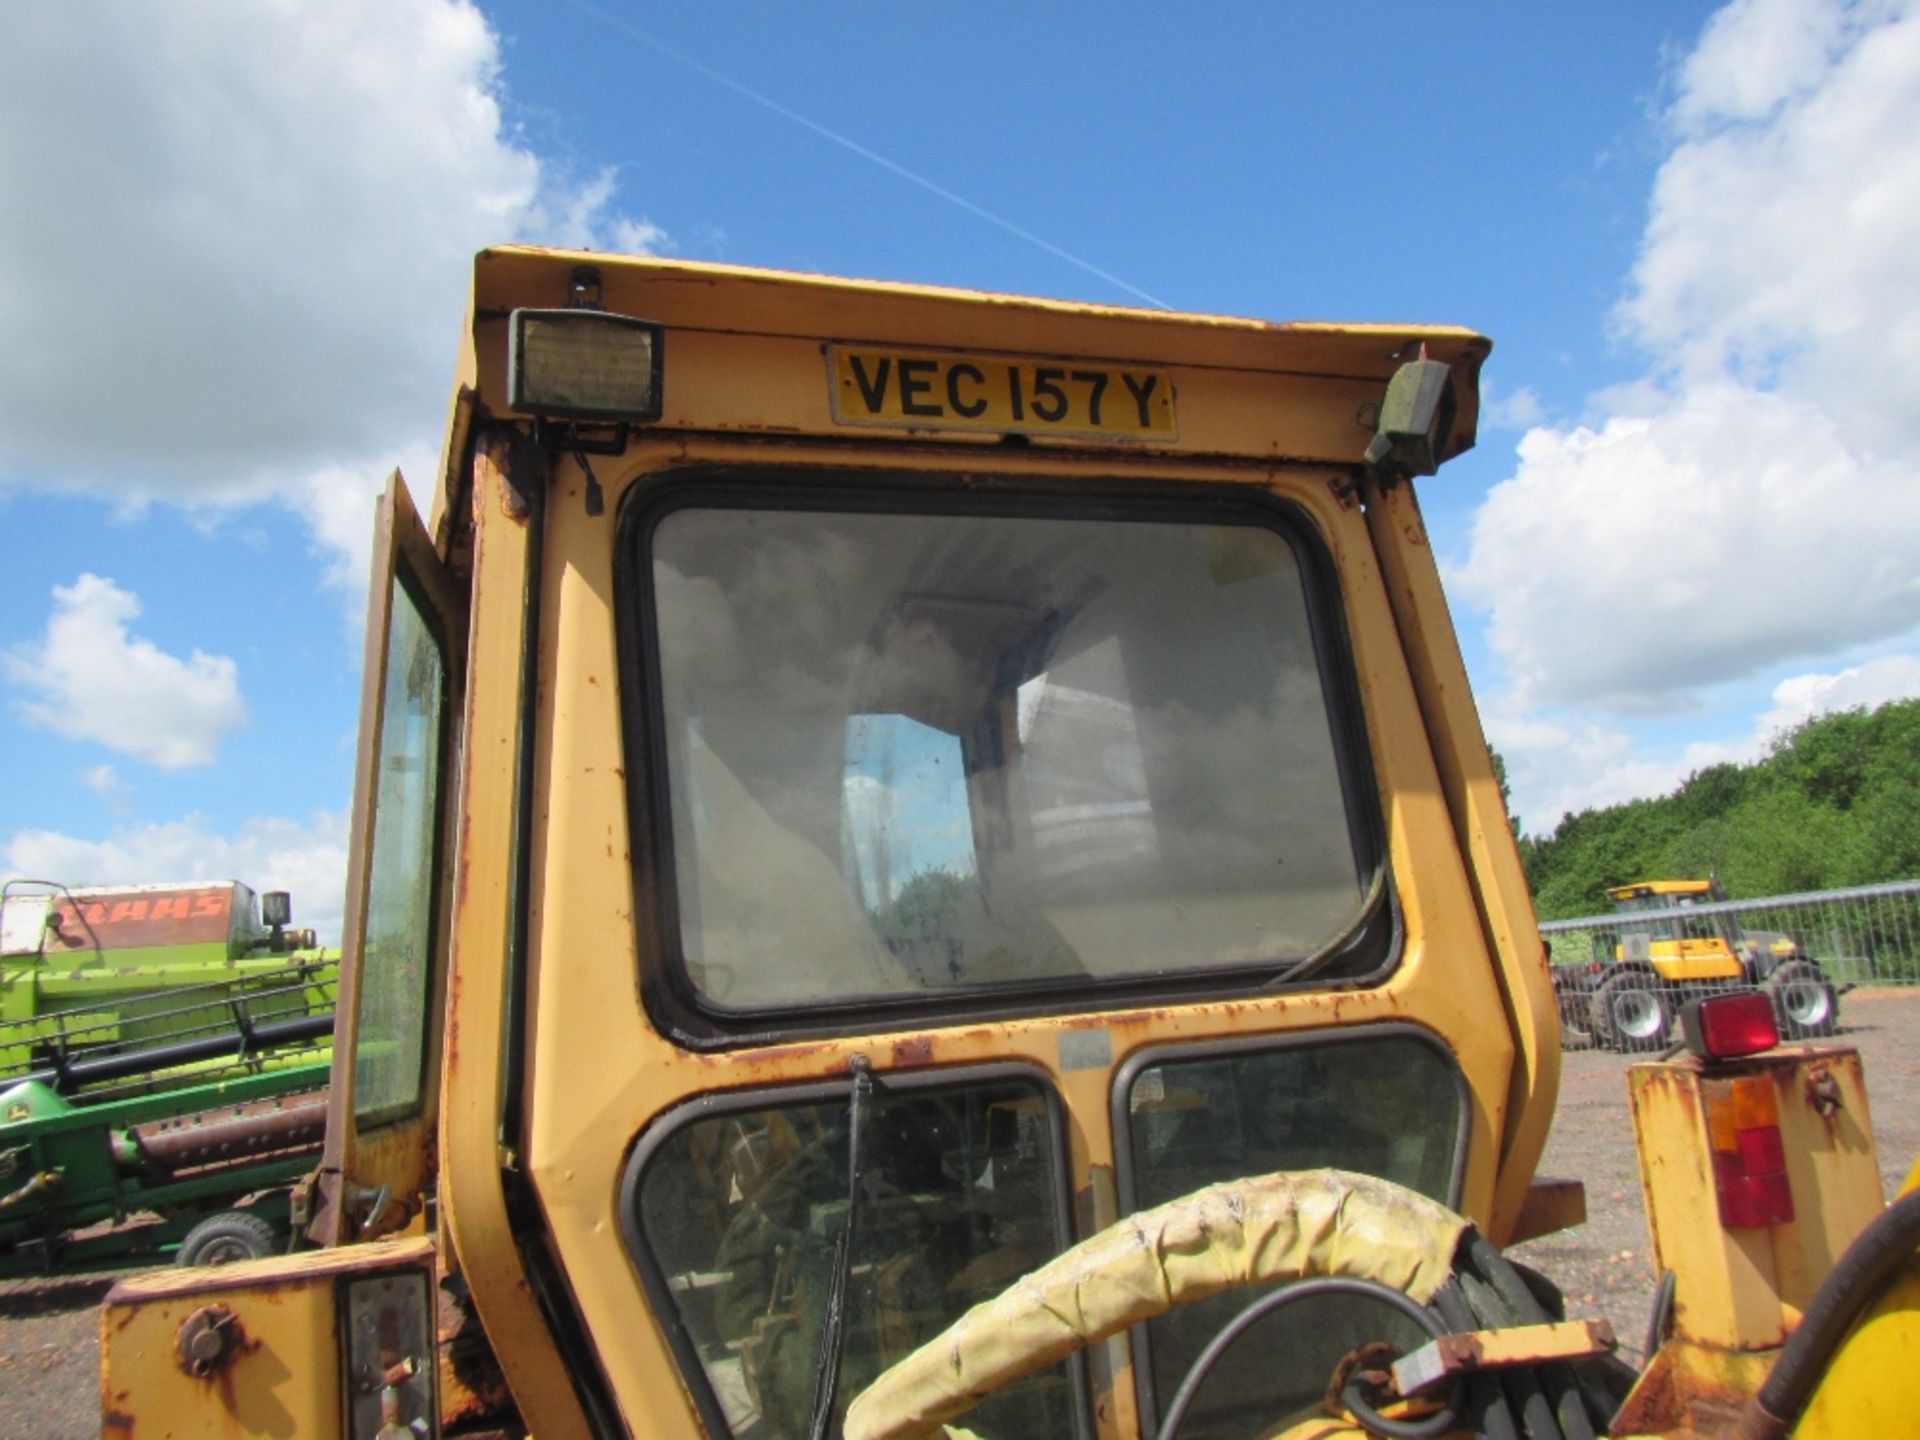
[635,1077,1073,1438]
[650,505,1368,1008]
[1124,1037,1463,1439]
[352,579,445,1126]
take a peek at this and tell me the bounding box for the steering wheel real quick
[841,1169,1471,1440]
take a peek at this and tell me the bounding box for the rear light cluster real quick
[1682,991,1779,1060]
[1681,994,1794,1229]
[1704,1075,1795,1228]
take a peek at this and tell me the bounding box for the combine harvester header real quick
[0,879,338,1274]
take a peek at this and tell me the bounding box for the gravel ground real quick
[3,989,1914,1438]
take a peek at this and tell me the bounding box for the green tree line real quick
[1515,697,1920,921]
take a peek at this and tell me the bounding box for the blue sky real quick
[6,0,1920,940]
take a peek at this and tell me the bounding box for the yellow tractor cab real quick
[97,252,1910,1440]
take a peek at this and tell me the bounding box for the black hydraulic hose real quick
[1642,1270,1677,1365]
[1742,1187,1920,1440]
[806,1055,875,1440]
[1429,1277,1523,1440]
[1155,1277,1463,1440]
[1459,1266,1562,1440]
[24,1012,333,1093]
[1457,1232,1601,1440]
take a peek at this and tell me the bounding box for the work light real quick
[508,308,664,423]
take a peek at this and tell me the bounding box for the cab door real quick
[311,471,466,1244]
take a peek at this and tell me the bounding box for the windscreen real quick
[648,498,1371,1011]
[630,1075,1075,1438]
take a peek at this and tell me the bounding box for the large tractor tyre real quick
[175,1208,280,1267]
[841,1170,1630,1440]
[1590,970,1673,1054]
[1555,980,1597,1051]
[1768,960,1839,1040]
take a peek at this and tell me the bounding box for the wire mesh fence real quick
[1538,878,1920,1050]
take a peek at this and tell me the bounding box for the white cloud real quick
[6,575,249,768]
[1481,384,1546,431]
[1485,704,1695,835]
[1458,0,1920,713]
[1491,649,1920,832]
[1752,651,1920,740]
[80,763,133,813]
[0,0,664,574]
[4,811,351,944]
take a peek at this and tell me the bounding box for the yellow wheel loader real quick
[97,252,1915,1440]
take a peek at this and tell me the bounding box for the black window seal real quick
[1107,1024,1471,1432]
[614,1061,1092,1440]
[612,463,1397,1051]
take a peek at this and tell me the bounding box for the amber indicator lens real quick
[1703,1074,1794,1229]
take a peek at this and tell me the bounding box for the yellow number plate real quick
[829,347,1176,440]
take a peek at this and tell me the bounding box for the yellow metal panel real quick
[469,247,1489,392]
[1658,939,1744,982]
[453,250,1488,488]
[1795,1267,1920,1437]
[1609,1336,1777,1437]
[434,442,595,1438]
[1769,1049,1883,1309]
[99,1237,433,1438]
[517,435,1521,1439]
[1629,1049,1883,1350]
[1361,481,1559,1244]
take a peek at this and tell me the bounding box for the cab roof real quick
[434,247,1492,540]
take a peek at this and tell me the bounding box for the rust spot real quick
[891,1036,934,1067]
[102,1409,135,1437]
[1435,1333,1485,1368]
[1803,1066,1843,1132]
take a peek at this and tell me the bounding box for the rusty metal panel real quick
[516,434,1525,1438]
[1391,1318,1616,1396]
[433,440,597,1439]
[99,1236,472,1438]
[99,1243,371,1438]
[1610,1336,1777,1438]
[452,249,1490,505]
[1630,1047,1885,1353]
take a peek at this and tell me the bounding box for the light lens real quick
[509,309,663,421]
[1704,1075,1794,1229]
[1682,991,1779,1060]
[343,1270,437,1438]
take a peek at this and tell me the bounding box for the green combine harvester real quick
[0,879,337,1274]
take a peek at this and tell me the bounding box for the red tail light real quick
[1704,1076,1794,1228]
[1682,991,1778,1060]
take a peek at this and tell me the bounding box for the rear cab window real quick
[625,476,1388,1036]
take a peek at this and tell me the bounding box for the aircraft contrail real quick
[557,1,1172,310]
